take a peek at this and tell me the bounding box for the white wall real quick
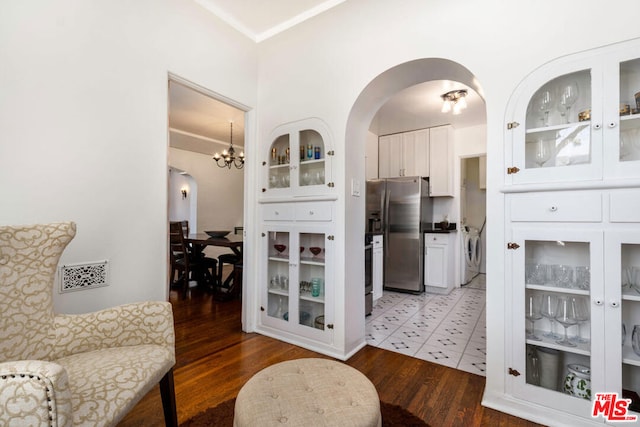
[168,167,196,225]
[0,0,257,313]
[253,0,639,405]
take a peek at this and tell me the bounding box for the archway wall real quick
[254,0,638,382]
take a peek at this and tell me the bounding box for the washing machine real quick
[461,225,482,285]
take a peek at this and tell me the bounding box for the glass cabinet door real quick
[263,118,333,197]
[511,228,603,417]
[261,226,333,343]
[266,230,291,321]
[605,56,640,179]
[513,68,601,184]
[298,232,326,331]
[606,231,640,417]
[268,134,291,190]
[299,130,326,188]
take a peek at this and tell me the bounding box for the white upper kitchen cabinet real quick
[428,125,454,197]
[378,129,429,178]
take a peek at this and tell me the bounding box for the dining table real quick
[186,233,243,257]
[186,233,243,299]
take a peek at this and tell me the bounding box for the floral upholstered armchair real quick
[0,222,177,427]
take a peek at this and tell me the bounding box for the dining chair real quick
[216,226,243,300]
[169,221,218,293]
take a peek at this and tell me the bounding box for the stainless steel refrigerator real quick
[366,177,433,293]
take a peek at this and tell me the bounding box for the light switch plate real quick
[351,179,361,197]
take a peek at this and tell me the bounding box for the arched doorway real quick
[344,58,487,370]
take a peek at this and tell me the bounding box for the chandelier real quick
[213,122,244,169]
[441,89,468,115]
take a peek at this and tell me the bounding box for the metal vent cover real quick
[59,260,109,293]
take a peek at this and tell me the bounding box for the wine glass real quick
[309,247,322,258]
[534,139,553,167]
[274,244,287,257]
[557,82,579,124]
[570,296,590,344]
[533,89,553,126]
[555,296,578,347]
[541,293,562,339]
[525,294,543,341]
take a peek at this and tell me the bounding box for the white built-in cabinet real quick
[378,125,454,196]
[258,118,346,357]
[494,38,640,426]
[424,232,455,294]
[378,128,430,178]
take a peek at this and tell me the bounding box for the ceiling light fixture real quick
[441,89,468,115]
[213,121,244,169]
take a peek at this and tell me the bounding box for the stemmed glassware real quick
[555,296,578,347]
[534,139,553,167]
[571,296,590,344]
[526,294,543,341]
[541,294,562,339]
[533,89,553,127]
[557,82,579,124]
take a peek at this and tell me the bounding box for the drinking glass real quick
[570,296,590,344]
[555,296,578,347]
[633,325,640,357]
[525,294,543,341]
[557,82,579,123]
[551,264,573,288]
[533,89,553,126]
[534,139,553,167]
[541,294,562,339]
[526,263,548,285]
[574,266,590,290]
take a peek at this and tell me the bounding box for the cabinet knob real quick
[549,206,558,212]
[608,122,617,128]
[594,299,604,306]
[610,300,620,308]
[309,211,314,215]
[593,123,602,130]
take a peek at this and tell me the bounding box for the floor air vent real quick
[60,260,109,293]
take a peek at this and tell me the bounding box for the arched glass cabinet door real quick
[268,134,291,190]
[263,118,334,197]
[298,129,325,188]
[506,39,640,186]
[524,70,593,171]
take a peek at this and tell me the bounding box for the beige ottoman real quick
[234,358,381,426]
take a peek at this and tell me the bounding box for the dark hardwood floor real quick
[118,283,543,426]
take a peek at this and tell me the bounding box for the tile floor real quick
[365,274,487,376]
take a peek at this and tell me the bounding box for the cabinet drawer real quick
[509,192,602,222]
[263,204,295,221]
[295,202,332,221]
[424,233,449,245]
[610,190,640,222]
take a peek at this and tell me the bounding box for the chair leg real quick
[160,368,178,427]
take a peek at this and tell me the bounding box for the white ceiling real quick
[169,2,486,155]
[193,0,347,42]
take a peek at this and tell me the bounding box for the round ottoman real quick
[233,358,381,427]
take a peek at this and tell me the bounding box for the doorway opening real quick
[167,76,247,303]
[345,58,488,374]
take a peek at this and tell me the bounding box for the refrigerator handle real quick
[384,188,390,239]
